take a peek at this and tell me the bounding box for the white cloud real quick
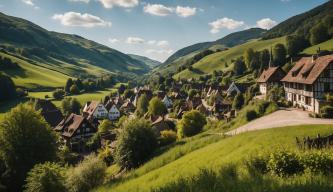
[126,37,145,44]
[256,18,277,30]
[156,40,169,47]
[176,6,196,17]
[69,0,90,3]
[209,17,244,34]
[22,0,34,6]
[143,4,173,16]
[52,12,112,27]
[99,0,139,9]
[146,49,173,54]
[21,0,39,9]
[147,40,156,45]
[108,38,119,43]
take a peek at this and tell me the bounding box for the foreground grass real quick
[96,124,333,192]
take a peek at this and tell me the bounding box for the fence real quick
[296,134,333,150]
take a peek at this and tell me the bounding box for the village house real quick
[54,113,97,152]
[34,99,63,127]
[257,66,286,96]
[225,82,249,96]
[162,95,173,108]
[83,101,108,119]
[120,100,135,114]
[151,116,174,136]
[281,55,333,114]
[108,104,121,120]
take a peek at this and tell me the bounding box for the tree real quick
[135,94,149,117]
[188,89,197,99]
[310,23,330,45]
[25,162,66,192]
[98,120,113,133]
[0,73,16,101]
[273,44,287,67]
[69,84,80,95]
[61,97,81,115]
[115,118,157,169]
[64,78,73,93]
[0,104,57,191]
[148,97,167,117]
[244,48,255,70]
[52,89,65,100]
[66,154,106,192]
[75,78,83,91]
[233,58,246,76]
[123,89,134,99]
[286,35,309,57]
[323,15,333,36]
[118,84,126,94]
[232,93,244,110]
[177,110,207,138]
[259,49,270,71]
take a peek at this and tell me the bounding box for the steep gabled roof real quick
[54,113,86,138]
[281,55,333,84]
[257,67,285,83]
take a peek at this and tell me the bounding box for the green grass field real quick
[174,36,286,79]
[302,38,333,54]
[1,52,70,89]
[96,124,333,192]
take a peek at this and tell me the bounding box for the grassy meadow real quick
[302,38,333,54]
[173,36,286,79]
[96,124,333,192]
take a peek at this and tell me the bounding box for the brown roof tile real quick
[257,67,285,83]
[281,55,333,84]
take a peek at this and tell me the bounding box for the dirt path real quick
[226,108,333,135]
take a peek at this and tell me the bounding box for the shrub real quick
[159,130,177,146]
[232,93,244,110]
[52,89,65,100]
[25,162,66,192]
[16,88,26,97]
[245,154,269,175]
[69,84,80,95]
[267,150,303,177]
[115,118,157,169]
[66,154,106,192]
[177,110,207,138]
[148,97,168,116]
[300,151,333,175]
[246,110,257,121]
[98,147,114,166]
[320,106,333,118]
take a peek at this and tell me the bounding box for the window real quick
[324,83,330,92]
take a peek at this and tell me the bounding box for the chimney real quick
[312,54,318,63]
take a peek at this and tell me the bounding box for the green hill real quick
[302,38,333,54]
[95,124,333,191]
[0,12,151,81]
[173,36,286,79]
[263,0,333,39]
[154,28,266,76]
[128,54,161,69]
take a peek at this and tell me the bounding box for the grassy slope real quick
[302,38,333,54]
[96,124,333,192]
[1,52,70,88]
[174,37,286,79]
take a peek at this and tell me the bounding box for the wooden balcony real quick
[284,87,313,97]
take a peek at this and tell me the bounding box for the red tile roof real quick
[257,67,285,83]
[281,55,333,84]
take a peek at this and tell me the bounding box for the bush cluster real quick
[246,150,333,177]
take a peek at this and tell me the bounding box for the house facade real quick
[83,101,108,119]
[257,66,286,96]
[162,95,173,108]
[108,104,121,120]
[281,55,333,114]
[55,113,97,151]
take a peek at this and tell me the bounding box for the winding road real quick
[226,108,333,135]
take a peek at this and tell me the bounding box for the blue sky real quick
[0,0,328,62]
